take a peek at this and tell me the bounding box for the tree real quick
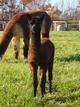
[21,0,50,10]
[0,0,22,20]
[20,0,61,20]
[21,0,32,4]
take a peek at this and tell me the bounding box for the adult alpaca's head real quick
[0,31,13,58]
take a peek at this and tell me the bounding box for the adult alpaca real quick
[0,11,51,59]
[28,15,55,97]
[0,12,30,59]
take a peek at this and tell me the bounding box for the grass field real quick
[0,31,80,107]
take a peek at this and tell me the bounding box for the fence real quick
[0,19,80,31]
[67,20,79,31]
[51,20,80,31]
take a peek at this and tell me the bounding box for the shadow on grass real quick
[1,58,28,64]
[59,54,80,62]
[36,93,80,107]
[37,84,80,106]
[40,92,80,106]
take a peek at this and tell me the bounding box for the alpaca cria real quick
[28,15,55,97]
[0,11,51,59]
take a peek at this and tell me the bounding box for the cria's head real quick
[31,14,44,33]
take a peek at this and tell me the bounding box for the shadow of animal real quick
[59,54,80,62]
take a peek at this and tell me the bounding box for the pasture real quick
[0,31,80,107]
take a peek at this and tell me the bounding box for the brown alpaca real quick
[0,11,51,59]
[28,15,55,97]
[0,12,30,58]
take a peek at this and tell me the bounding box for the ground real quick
[0,31,80,107]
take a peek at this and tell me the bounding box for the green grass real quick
[0,31,80,107]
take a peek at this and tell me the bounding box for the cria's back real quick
[40,38,55,65]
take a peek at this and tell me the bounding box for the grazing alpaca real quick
[0,11,51,59]
[28,15,55,97]
[0,12,30,58]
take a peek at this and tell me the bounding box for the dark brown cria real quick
[28,14,55,97]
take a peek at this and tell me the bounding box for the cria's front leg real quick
[30,63,38,97]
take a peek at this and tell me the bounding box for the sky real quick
[50,0,78,10]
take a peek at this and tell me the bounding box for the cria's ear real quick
[27,13,32,20]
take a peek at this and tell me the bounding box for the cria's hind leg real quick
[48,61,53,93]
[40,67,47,97]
